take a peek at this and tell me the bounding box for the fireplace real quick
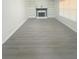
[36,8,47,17]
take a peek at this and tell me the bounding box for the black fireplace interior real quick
[39,12,45,17]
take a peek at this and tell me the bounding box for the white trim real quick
[56,16,77,32]
[38,10,46,12]
[2,19,28,44]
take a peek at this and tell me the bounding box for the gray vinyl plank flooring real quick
[3,18,77,59]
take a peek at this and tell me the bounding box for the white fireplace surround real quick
[36,8,47,19]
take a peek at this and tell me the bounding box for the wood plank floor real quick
[3,18,77,59]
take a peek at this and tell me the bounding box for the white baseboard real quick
[2,19,28,44]
[56,16,77,32]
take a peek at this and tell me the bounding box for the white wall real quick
[59,9,77,21]
[57,0,77,32]
[2,0,29,44]
[24,0,59,17]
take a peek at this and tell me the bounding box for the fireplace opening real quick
[39,12,45,17]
